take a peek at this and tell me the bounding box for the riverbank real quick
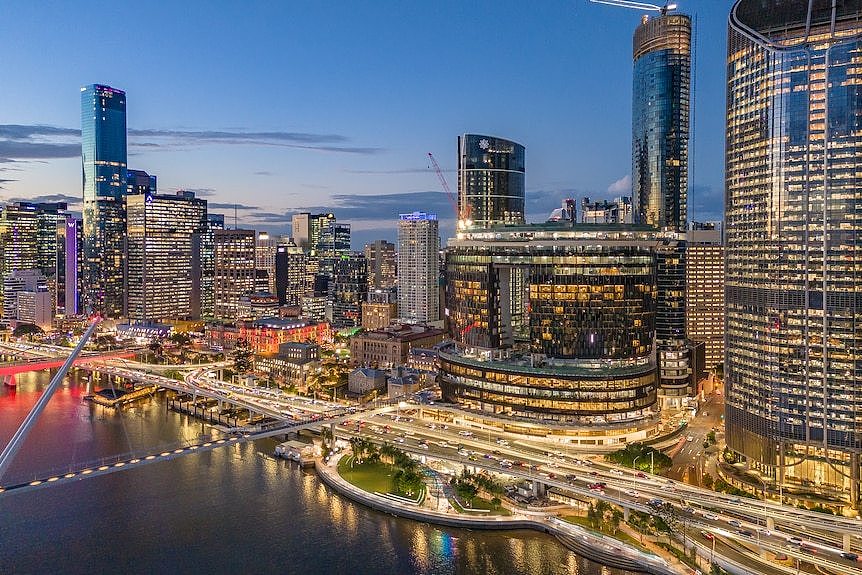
[315,453,679,575]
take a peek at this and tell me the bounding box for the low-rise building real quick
[387,367,424,400]
[255,342,320,391]
[237,292,280,320]
[361,302,397,330]
[347,367,387,395]
[206,318,331,353]
[348,323,445,368]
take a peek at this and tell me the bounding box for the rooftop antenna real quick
[234,204,238,229]
[589,0,678,15]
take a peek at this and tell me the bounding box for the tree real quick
[12,323,44,341]
[232,338,253,375]
[147,338,165,361]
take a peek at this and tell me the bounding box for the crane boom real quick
[589,0,677,13]
[428,152,459,219]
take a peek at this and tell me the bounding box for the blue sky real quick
[0,0,733,247]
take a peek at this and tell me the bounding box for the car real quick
[610,469,624,476]
[787,536,802,545]
[704,513,719,520]
[738,529,754,537]
[457,430,473,437]
[625,489,640,498]
[636,472,647,479]
[728,520,741,528]
[700,530,714,541]
[686,435,694,442]
[841,552,859,561]
[419,443,429,450]
[588,483,605,491]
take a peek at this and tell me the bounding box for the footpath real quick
[315,453,680,575]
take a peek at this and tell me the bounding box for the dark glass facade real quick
[441,224,673,423]
[329,253,367,328]
[457,134,525,229]
[726,0,862,506]
[81,84,128,317]
[632,14,690,231]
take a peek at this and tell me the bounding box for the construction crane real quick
[427,152,459,221]
[589,0,677,15]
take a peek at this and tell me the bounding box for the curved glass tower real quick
[632,14,691,231]
[457,134,525,229]
[81,84,127,317]
[726,0,862,508]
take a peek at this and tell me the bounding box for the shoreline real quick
[314,453,678,575]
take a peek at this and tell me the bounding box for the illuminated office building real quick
[275,240,306,307]
[125,191,207,322]
[726,0,862,507]
[328,252,367,328]
[685,223,724,372]
[457,134,525,229]
[81,84,127,317]
[397,212,439,323]
[191,213,224,320]
[256,231,278,294]
[213,229,256,321]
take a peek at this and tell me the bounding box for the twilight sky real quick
[0,0,734,248]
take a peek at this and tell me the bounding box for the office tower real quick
[125,191,207,322]
[631,12,692,407]
[580,196,633,224]
[632,13,690,230]
[213,229,256,321]
[317,221,350,277]
[364,240,396,290]
[255,231,277,294]
[328,252,367,327]
[2,270,51,328]
[81,84,128,317]
[191,213,224,319]
[726,0,862,507]
[275,240,305,306]
[457,134,525,229]
[291,212,335,252]
[685,223,724,372]
[56,215,81,316]
[397,212,439,323]
[442,223,670,430]
[126,169,156,195]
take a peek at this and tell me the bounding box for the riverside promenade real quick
[315,454,680,575]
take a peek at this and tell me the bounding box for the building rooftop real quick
[356,324,445,343]
[439,349,654,378]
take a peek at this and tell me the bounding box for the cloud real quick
[689,183,724,223]
[345,167,453,175]
[165,187,217,196]
[253,171,273,176]
[208,202,260,210]
[607,174,631,195]
[288,191,455,222]
[0,123,382,163]
[5,193,81,205]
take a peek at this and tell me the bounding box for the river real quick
[0,368,633,575]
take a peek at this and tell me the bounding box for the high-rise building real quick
[125,191,207,322]
[291,212,336,252]
[191,213,224,320]
[364,240,396,290]
[255,231,278,294]
[56,215,81,316]
[2,270,51,328]
[317,221,351,275]
[685,223,724,372]
[328,252,367,327]
[213,229,256,321]
[580,196,633,224]
[457,134,525,229]
[632,13,690,231]
[397,212,439,323]
[275,240,306,307]
[126,169,157,196]
[725,0,862,507]
[631,12,692,407]
[81,84,128,317]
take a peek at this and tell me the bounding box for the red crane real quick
[427,152,460,220]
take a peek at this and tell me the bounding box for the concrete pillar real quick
[623,506,630,521]
[844,533,852,553]
[330,422,336,446]
[766,517,774,532]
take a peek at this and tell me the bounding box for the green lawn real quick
[449,495,512,516]
[337,456,426,501]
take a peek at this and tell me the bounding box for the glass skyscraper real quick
[81,84,128,317]
[726,0,862,508]
[457,134,525,229]
[632,13,690,231]
[632,12,692,407]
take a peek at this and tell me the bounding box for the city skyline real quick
[0,1,732,247]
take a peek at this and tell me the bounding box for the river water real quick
[0,368,632,575]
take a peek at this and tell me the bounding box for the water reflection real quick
[0,369,633,575]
